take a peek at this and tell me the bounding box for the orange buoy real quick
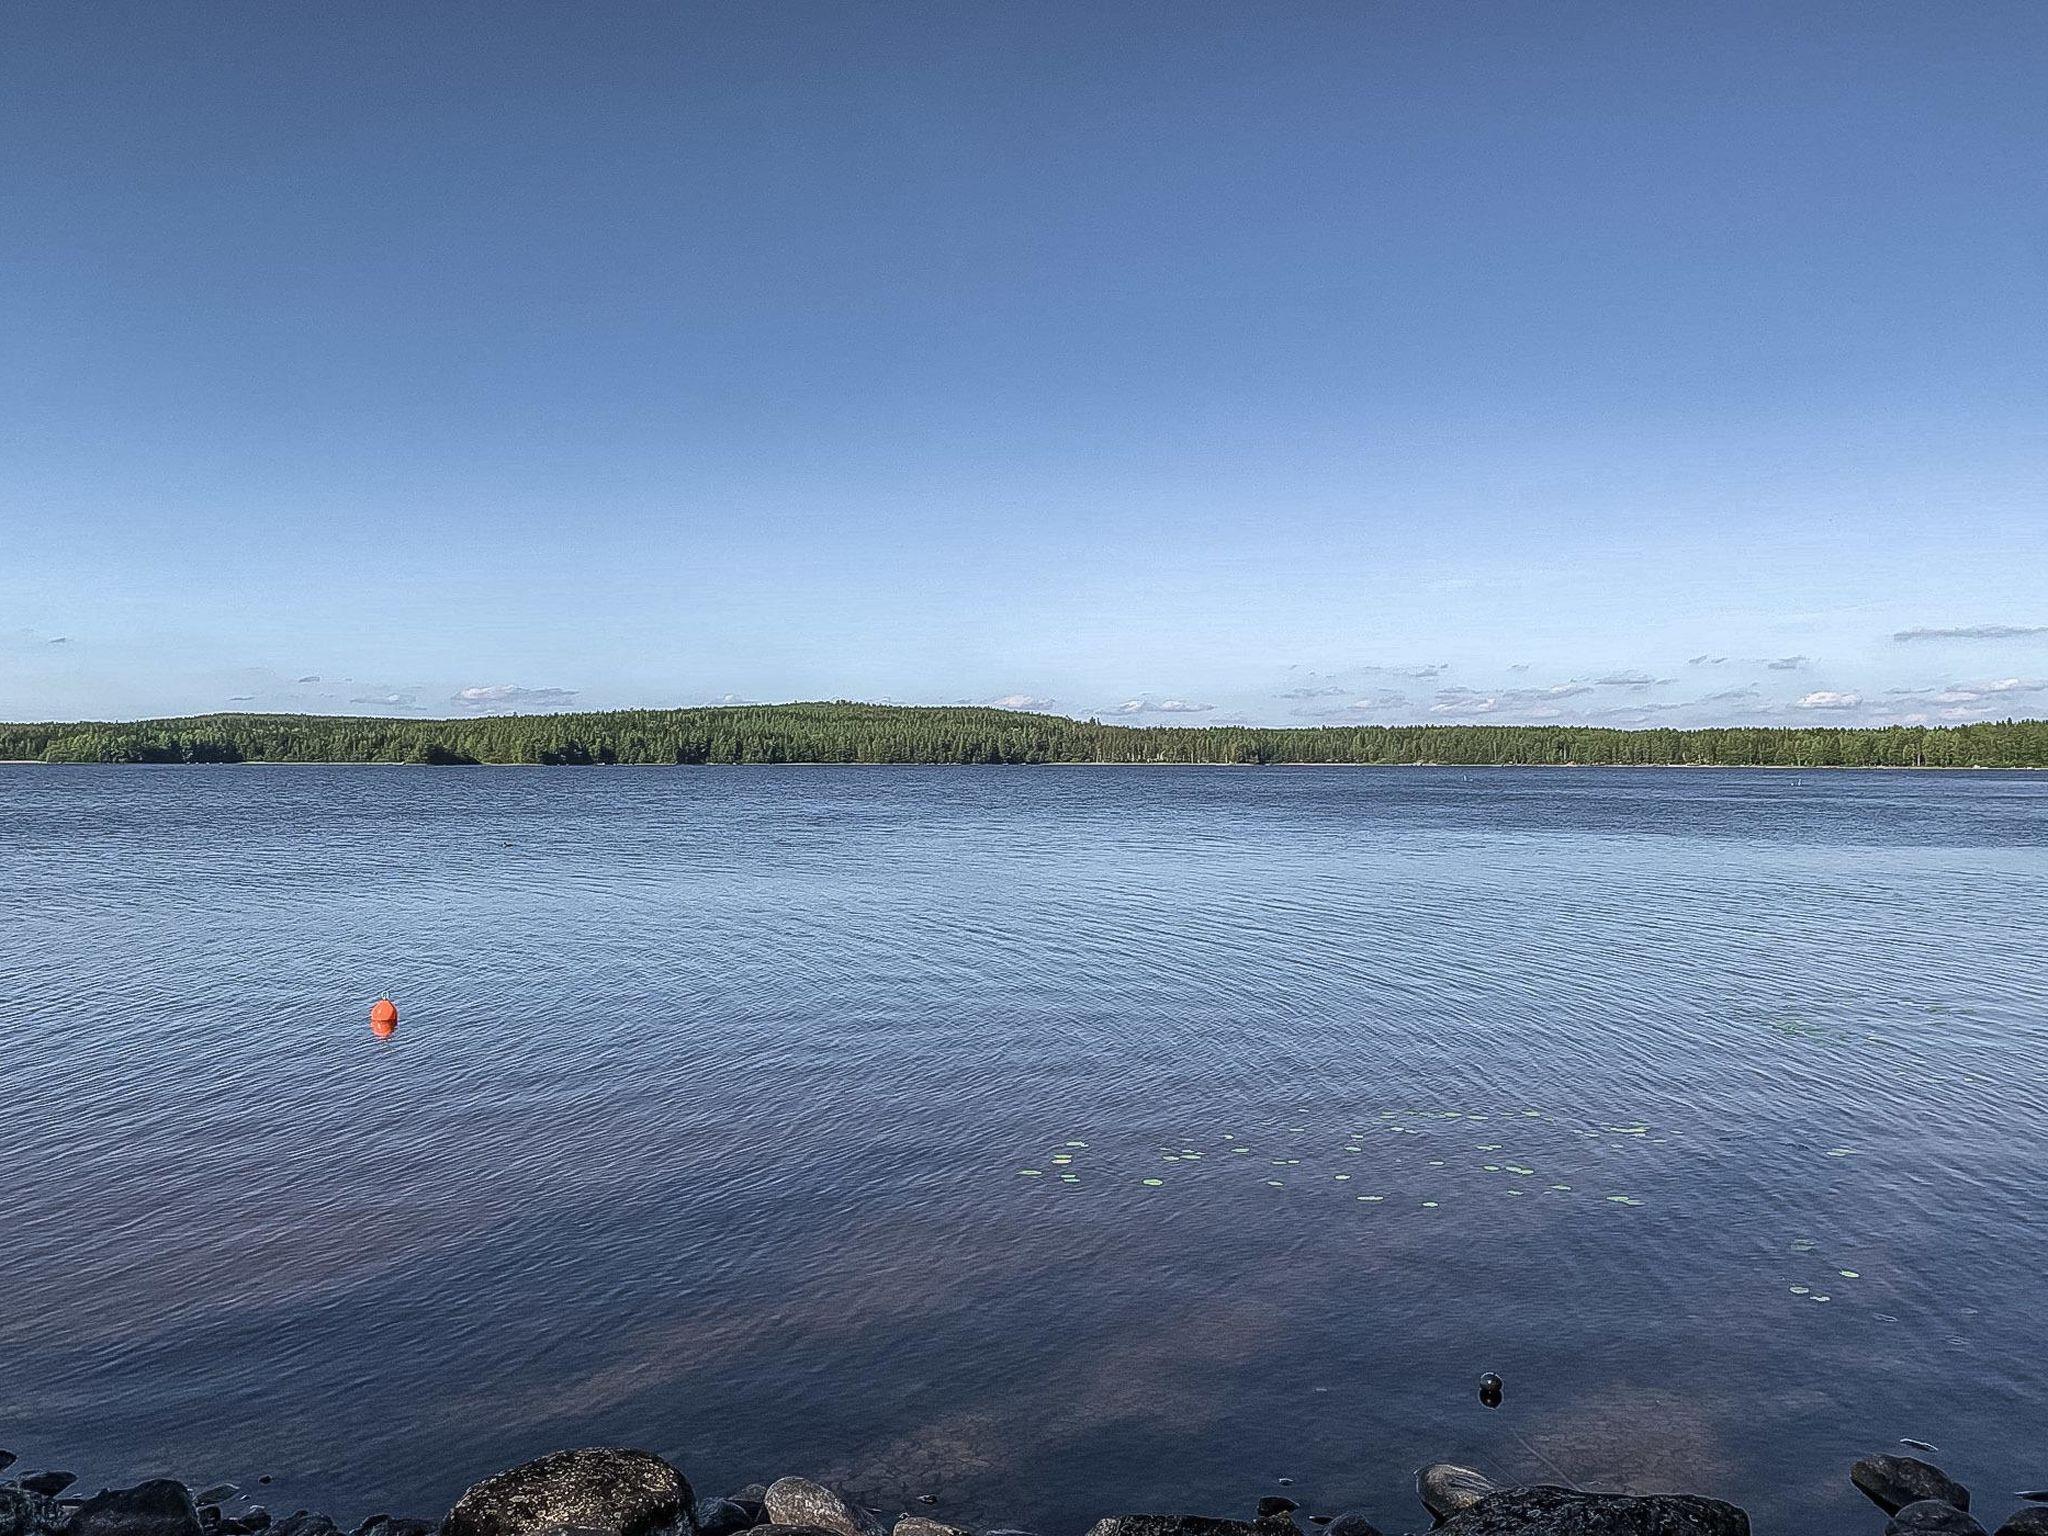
[369,997,399,1036]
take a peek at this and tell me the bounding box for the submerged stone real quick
[693,1502,754,1536]
[1320,1516,1383,1536]
[442,1450,693,1536]
[1855,1458,1972,1516]
[1996,1513,2048,1536]
[1435,1486,1748,1536]
[1886,1503,1987,1536]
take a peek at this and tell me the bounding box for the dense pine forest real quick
[1,702,2044,767]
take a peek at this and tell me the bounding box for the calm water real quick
[5,766,2046,1535]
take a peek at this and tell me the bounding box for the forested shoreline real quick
[2,702,2044,768]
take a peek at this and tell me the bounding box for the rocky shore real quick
[6,1446,2044,1536]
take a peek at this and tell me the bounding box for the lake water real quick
[5,766,2045,1535]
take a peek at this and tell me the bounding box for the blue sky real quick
[4,1,2044,728]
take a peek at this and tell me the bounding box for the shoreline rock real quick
[7,1443,2035,1536]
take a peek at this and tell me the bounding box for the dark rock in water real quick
[240,1511,271,1532]
[981,1529,1043,1536]
[0,1457,17,1475]
[1435,1486,1749,1536]
[915,1500,937,1510]
[1417,1466,1498,1522]
[198,1510,222,1533]
[352,1518,434,1536]
[1255,1502,1299,1521]
[194,1492,238,1509]
[443,1450,693,1536]
[1901,1441,1941,1455]
[2017,1496,2048,1506]
[268,1514,339,1536]
[18,1480,76,1501]
[1885,1502,1986,1536]
[890,1518,967,1536]
[2,1487,67,1536]
[66,1481,204,1536]
[693,1500,754,1536]
[1084,1516,1270,1536]
[761,1480,882,1536]
[749,1525,840,1536]
[1478,1374,1504,1409]
[1995,1512,2048,1536]
[731,1492,769,1508]
[1855,1458,1972,1516]
[1320,1516,1382,1536]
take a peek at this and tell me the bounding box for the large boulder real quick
[354,1520,434,1536]
[442,1450,693,1536]
[760,1483,881,1536]
[17,1482,74,1503]
[1321,1518,1382,1536]
[1418,1467,1499,1523]
[1997,1513,2048,1536]
[1434,1486,1748,1536]
[2,1488,66,1536]
[267,1517,340,1536]
[1855,1459,1972,1516]
[66,1483,204,1536]
[1887,1504,1986,1536]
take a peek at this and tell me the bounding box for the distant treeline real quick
[2,702,2044,768]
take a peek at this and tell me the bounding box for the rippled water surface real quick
[5,766,2046,1534]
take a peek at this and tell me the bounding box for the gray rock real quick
[0,1460,17,1477]
[239,1512,272,1532]
[66,1482,204,1536]
[692,1504,753,1536]
[760,1483,881,1536]
[1435,1486,1748,1536]
[1320,1518,1382,1536]
[2,1488,66,1536]
[890,1519,967,1536]
[194,1494,238,1511]
[1417,1467,1497,1523]
[266,1517,339,1536]
[1995,1513,2048,1536]
[18,1481,75,1502]
[1254,1505,1297,1524]
[1886,1503,1986,1536]
[1856,1459,1972,1516]
[442,1451,693,1536]
[748,1526,839,1536]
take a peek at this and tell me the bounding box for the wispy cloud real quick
[1765,655,1808,670]
[295,674,321,683]
[452,684,580,714]
[1688,655,1728,666]
[1113,698,1214,715]
[1795,690,1863,710]
[350,690,428,712]
[1431,684,1593,715]
[1585,671,1669,689]
[1893,624,2048,642]
[1888,677,2047,705]
[1277,686,1350,699]
[1698,687,1762,704]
